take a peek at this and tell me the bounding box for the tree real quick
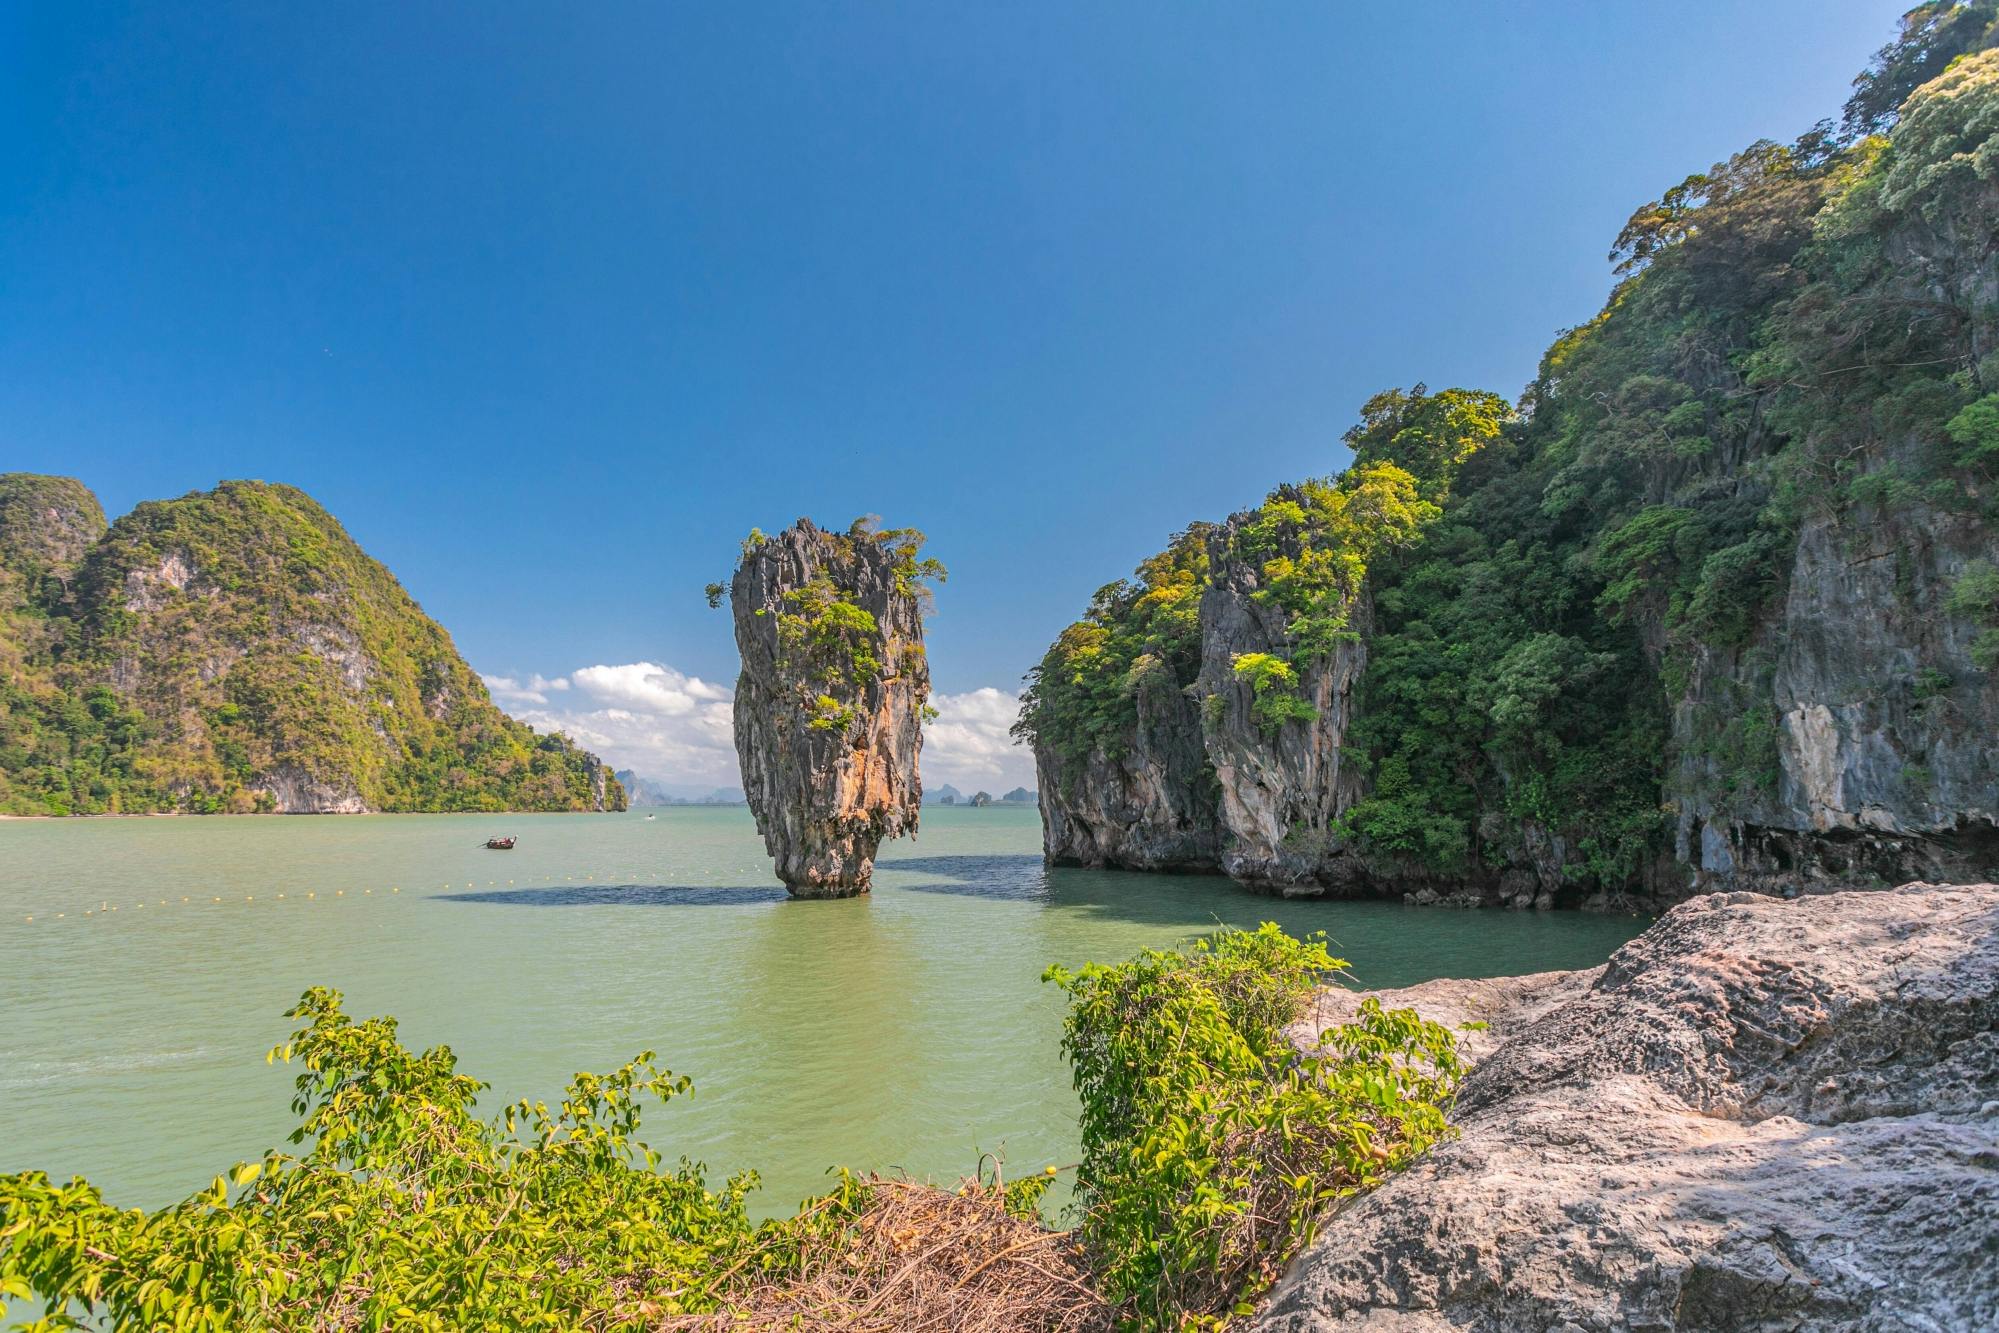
[1842,1,1999,138]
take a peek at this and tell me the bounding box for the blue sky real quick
[2,2,1901,786]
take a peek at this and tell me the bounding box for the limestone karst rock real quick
[0,474,622,815]
[1020,45,1999,909]
[727,518,938,896]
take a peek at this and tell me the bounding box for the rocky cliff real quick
[1255,882,1999,1331]
[1193,499,1376,890]
[1020,31,1999,909]
[726,518,939,895]
[0,474,622,815]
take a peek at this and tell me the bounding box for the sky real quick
[2,2,1905,790]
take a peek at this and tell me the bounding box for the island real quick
[722,517,943,895]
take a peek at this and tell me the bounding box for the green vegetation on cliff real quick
[1015,521,1212,774]
[718,517,946,734]
[0,926,1458,1331]
[1020,12,1999,895]
[0,476,620,815]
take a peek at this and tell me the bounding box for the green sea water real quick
[0,805,1646,1217]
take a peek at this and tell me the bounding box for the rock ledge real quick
[1257,883,1999,1332]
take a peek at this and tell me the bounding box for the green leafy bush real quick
[2,929,1463,1332]
[0,988,763,1330]
[1231,652,1317,735]
[1047,925,1466,1330]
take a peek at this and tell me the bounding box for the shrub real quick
[1047,924,1466,1330]
[2,930,1464,1332]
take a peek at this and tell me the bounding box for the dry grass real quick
[659,1174,1114,1333]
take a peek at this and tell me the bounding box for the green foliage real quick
[1594,506,1705,622]
[3,931,1462,1331]
[1047,924,1465,1329]
[0,479,619,816]
[1948,560,1999,668]
[727,519,942,741]
[0,987,762,1330]
[1231,652,1316,735]
[1014,524,1213,772]
[1236,464,1436,664]
[1947,393,1999,468]
[1843,2,1999,137]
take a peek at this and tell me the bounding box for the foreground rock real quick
[728,518,936,895]
[1258,883,1999,1332]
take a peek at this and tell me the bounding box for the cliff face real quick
[1035,665,1220,872]
[1022,41,1999,909]
[1677,499,1999,894]
[728,519,935,895]
[1194,510,1373,891]
[0,475,623,816]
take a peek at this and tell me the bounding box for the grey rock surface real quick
[1194,501,1372,891]
[1255,883,1999,1332]
[729,519,929,895]
[1034,661,1223,873]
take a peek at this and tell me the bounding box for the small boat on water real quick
[484,836,517,850]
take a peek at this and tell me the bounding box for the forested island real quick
[0,476,621,815]
[1019,23,1999,910]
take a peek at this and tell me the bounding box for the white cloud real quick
[921,687,1036,793]
[484,662,1036,795]
[568,662,728,715]
[480,672,570,706]
[487,661,739,784]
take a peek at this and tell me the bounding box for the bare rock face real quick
[1034,666,1223,873]
[1674,501,1999,896]
[729,519,933,896]
[1196,506,1373,891]
[1255,883,1999,1332]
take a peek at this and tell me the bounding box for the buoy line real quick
[17,885,405,927]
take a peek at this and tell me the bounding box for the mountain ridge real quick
[0,474,623,816]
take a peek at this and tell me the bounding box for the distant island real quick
[0,475,622,815]
[614,770,746,807]
[945,787,1037,809]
